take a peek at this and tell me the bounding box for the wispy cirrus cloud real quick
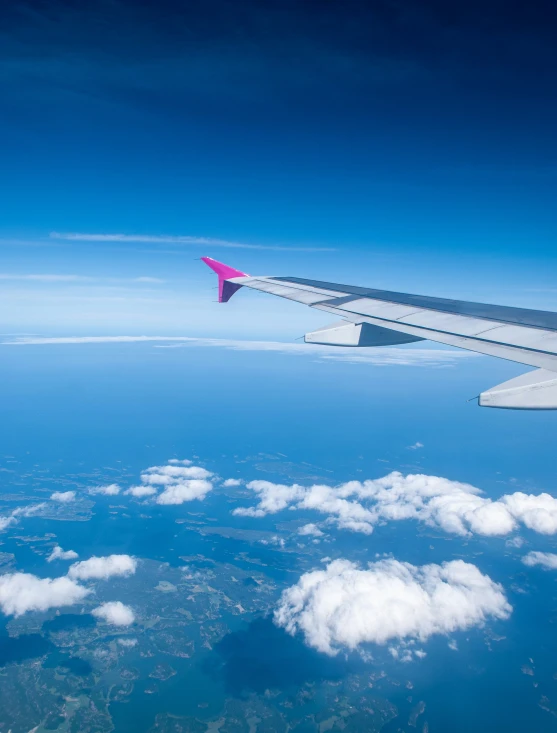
[49,232,335,252]
[0,274,90,282]
[2,335,478,368]
[0,273,165,284]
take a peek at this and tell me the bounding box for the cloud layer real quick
[4,336,477,368]
[275,559,512,656]
[234,471,557,538]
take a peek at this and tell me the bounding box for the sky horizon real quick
[1,0,556,336]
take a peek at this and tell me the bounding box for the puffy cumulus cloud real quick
[274,559,511,656]
[68,554,137,581]
[47,546,79,562]
[298,523,324,537]
[50,491,76,503]
[122,461,214,505]
[234,471,557,539]
[233,481,305,518]
[0,572,89,616]
[522,551,557,569]
[90,483,120,496]
[141,464,212,485]
[92,601,135,626]
[297,485,376,535]
[500,493,557,535]
[124,485,157,498]
[222,478,243,487]
[156,479,212,505]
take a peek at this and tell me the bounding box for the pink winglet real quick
[201,257,249,303]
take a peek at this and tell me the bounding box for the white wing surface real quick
[201,257,557,409]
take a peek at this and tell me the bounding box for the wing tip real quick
[201,257,249,302]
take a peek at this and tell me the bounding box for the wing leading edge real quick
[201,258,557,409]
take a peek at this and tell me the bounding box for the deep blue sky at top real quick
[0,0,556,334]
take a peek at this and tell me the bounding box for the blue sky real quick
[1,0,556,335]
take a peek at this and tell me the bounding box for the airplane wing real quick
[201,257,557,410]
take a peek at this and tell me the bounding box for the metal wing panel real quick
[331,298,425,321]
[271,276,557,331]
[236,276,344,304]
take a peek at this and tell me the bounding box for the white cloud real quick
[11,503,47,517]
[3,502,48,532]
[233,480,305,518]
[222,478,243,487]
[68,554,137,581]
[448,639,459,651]
[117,637,138,647]
[522,551,557,569]
[0,274,87,282]
[92,601,135,626]
[407,442,424,450]
[120,461,214,505]
[141,464,212,484]
[50,491,76,503]
[90,483,121,496]
[320,350,475,367]
[500,493,557,535]
[234,471,557,539]
[298,523,325,537]
[274,559,511,656]
[6,336,196,345]
[47,546,79,562]
[0,515,17,531]
[49,231,334,252]
[505,536,525,549]
[124,485,157,498]
[156,479,213,505]
[0,572,89,616]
